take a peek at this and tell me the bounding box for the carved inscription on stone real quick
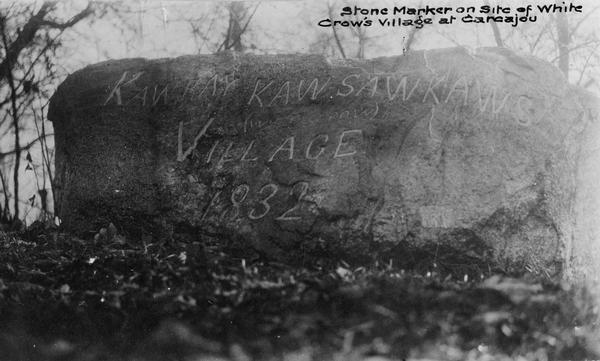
[200,181,313,224]
[49,49,591,270]
[103,69,548,129]
[180,129,364,167]
[94,55,554,234]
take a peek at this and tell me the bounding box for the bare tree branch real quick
[327,2,346,59]
[0,1,92,84]
[529,18,552,52]
[489,21,504,47]
[555,4,570,77]
[1,16,22,218]
[0,166,10,221]
[237,3,259,42]
[483,0,503,47]
[38,3,93,30]
[216,2,259,52]
[549,39,599,63]
[402,1,426,53]
[576,43,600,86]
[0,132,54,159]
[570,5,600,39]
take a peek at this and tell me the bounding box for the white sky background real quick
[2,0,600,223]
[57,0,600,76]
[47,0,600,100]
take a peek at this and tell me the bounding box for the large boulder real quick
[48,48,599,275]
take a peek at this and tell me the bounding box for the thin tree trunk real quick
[484,0,503,47]
[556,11,570,79]
[327,4,346,59]
[357,30,364,59]
[0,167,9,222]
[404,27,418,52]
[8,73,20,220]
[489,22,504,47]
[217,2,257,53]
[39,109,54,216]
[1,22,20,219]
[229,2,244,52]
[404,1,424,52]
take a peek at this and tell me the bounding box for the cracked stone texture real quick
[48,48,600,274]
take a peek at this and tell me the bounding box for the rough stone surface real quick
[48,48,599,273]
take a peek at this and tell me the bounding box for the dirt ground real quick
[0,225,598,361]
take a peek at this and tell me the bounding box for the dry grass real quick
[0,227,598,360]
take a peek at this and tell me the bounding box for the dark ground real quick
[0,224,598,361]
